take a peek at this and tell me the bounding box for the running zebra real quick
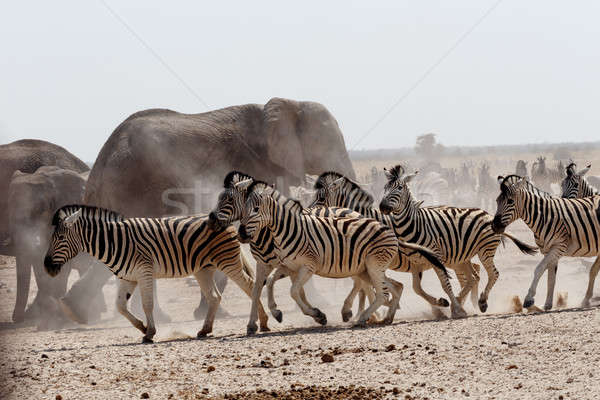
[561,163,598,199]
[493,175,600,309]
[238,180,443,326]
[44,205,269,342]
[379,165,538,313]
[208,171,450,330]
[310,171,471,318]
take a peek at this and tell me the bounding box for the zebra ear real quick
[383,167,393,181]
[403,171,418,184]
[234,178,253,190]
[331,177,345,190]
[577,165,591,177]
[63,209,82,228]
[497,176,504,184]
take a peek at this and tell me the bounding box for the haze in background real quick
[1,0,599,162]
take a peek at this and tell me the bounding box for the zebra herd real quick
[43,162,600,343]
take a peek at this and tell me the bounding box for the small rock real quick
[506,364,518,370]
[41,354,48,359]
[566,377,574,383]
[385,344,396,352]
[207,366,215,373]
[201,388,209,394]
[321,353,334,363]
[141,393,150,399]
[55,395,62,400]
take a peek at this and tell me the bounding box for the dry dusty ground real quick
[1,222,599,399]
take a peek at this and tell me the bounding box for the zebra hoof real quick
[197,330,211,338]
[272,309,283,323]
[544,303,553,311]
[353,320,367,328]
[478,299,488,313]
[438,298,450,307]
[142,336,154,344]
[523,297,534,308]
[341,310,352,323]
[313,309,327,326]
[581,301,591,308]
[259,325,270,332]
[246,324,258,336]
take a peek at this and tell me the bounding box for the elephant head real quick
[254,98,356,186]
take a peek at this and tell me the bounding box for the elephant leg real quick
[12,256,31,323]
[60,261,112,324]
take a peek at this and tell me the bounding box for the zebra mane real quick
[248,180,304,213]
[223,170,254,188]
[314,171,374,205]
[52,204,124,226]
[500,174,552,197]
[386,164,405,181]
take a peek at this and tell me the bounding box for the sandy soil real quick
[1,222,599,399]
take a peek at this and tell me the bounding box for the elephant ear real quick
[263,98,305,180]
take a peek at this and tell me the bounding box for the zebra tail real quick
[400,241,450,278]
[501,232,538,255]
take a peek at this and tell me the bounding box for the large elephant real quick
[0,140,90,322]
[61,97,356,323]
[8,166,96,324]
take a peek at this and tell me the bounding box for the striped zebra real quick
[44,205,269,343]
[379,165,538,313]
[493,175,600,309]
[237,180,444,326]
[561,163,597,199]
[208,171,450,330]
[311,171,471,318]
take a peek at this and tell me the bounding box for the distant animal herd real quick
[2,98,599,342]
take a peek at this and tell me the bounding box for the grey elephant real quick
[8,166,97,325]
[61,97,356,324]
[0,139,90,322]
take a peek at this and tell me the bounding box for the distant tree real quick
[415,133,444,158]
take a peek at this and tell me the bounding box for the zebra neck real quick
[268,201,305,252]
[519,192,551,233]
[582,181,598,197]
[80,218,128,269]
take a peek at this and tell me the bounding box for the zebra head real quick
[492,175,526,234]
[310,171,371,209]
[208,171,254,231]
[561,162,591,198]
[238,181,275,243]
[44,206,84,277]
[379,165,417,214]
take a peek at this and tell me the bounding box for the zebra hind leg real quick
[582,256,600,308]
[383,276,403,324]
[431,266,467,319]
[194,268,221,338]
[341,277,363,322]
[477,252,500,313]
[544,261,558,310]
[115,279,146,336]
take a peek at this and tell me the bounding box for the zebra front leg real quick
[544,261,558,310]
[432,265,467,318]
[582,256,600,308]
[523,248,562,308]
[289,267,326,326]
[266,265,288,323]
[137,268,156,343]
[477,254,500,313]
[115,279,146,335]
[247,262,271,335]
[468,262,481,310]
[194,268,221,338]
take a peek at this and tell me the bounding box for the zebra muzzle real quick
[491,216,506,234]
[237,225,251,243]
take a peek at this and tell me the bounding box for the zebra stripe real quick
[377,165,537,313]
[44,204,269,342]
[493,174,600,309]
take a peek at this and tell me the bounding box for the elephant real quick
[0,139,90,323]
[8,166,97,325]
[61,97,356,324]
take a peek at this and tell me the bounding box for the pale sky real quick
[1,1,599,162]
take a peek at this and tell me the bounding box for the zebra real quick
[310,171,469,318]
[379,165,538,313]
[237,180,449,326]
[208,171,450,330]
[492,175,600,310]
[515,160,529,178]
[44,205,269,343]
[561,163,597,199]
